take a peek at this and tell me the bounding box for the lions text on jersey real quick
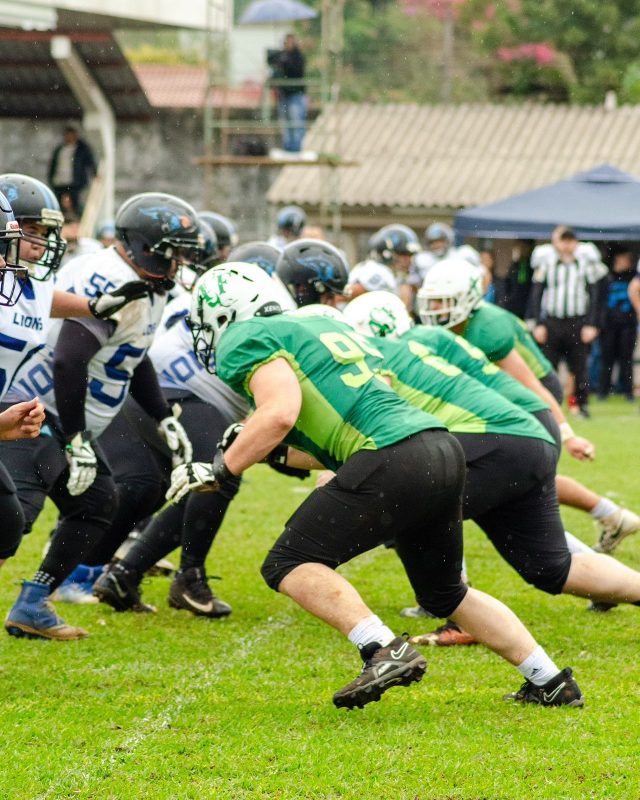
[6,248,166,436]
[148,294,249,424]
[0,275,54,402]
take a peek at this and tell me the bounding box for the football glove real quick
[88,280,152,320]
[158,404,193,467]
[65,432,97,496]
[166,450,232,504]
[218,422,245,452]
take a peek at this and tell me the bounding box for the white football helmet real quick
[343,291,413,339]
[190,261,284,371]
[417,258,484,329]
[289,303,344,321]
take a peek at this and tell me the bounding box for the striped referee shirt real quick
[531,242,607,319]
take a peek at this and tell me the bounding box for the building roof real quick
[133,65,263,109]
[0,29,151,120]
[267,103,640,210]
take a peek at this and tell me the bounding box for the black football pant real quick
[456,432,571,595]
[598,319,636,397]
[0,459,26,560]
[0,408,118,589]
[91,394,240,574]
[541,316,590,408]
[261,430,468,620]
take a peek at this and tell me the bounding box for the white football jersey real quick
[7,248,166,436]
[347,260,397,294]
[0,277,55,401]
[149,294,249,423]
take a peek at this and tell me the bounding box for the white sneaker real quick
[593,508,640,553]
[51,583,99,605]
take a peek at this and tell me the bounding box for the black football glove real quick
[88,280,153,319]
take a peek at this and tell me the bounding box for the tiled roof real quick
[267,103,640,209]
[133,65,262,109]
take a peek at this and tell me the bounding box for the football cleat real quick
[92,565,156,613]
[504,667,584,707]
[333,635,427,710]
[51,582,99,605]
[5,581,89,640]
[593,508,640,554]
[409,620,478,647]
[168,567,232,618]
[146,558,176,578]
[586,600,618,612]
[399,604,431,619]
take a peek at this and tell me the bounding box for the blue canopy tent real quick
[454,164,640,241]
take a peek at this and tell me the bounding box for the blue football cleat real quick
[5,581,89,640]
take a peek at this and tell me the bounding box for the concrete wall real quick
[0,110,279,241]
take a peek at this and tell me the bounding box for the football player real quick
[1,192,197,640]
[268,205,306,250]
[166,262,582,710]
[419,258,640,554]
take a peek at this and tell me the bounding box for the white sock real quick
[564,531,592,554]
[348,615,395,650]
[590,498,618,520]
[517,645,560,686]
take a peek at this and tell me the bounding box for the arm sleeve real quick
[129,356,172,423]
[528,281,545,323]
[53,320,103,437]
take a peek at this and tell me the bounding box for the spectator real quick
[529,226,607,418]
[597,249,637,400]
[272,34,307,153]
[479,247,496,302]
[47,123,97,218]
[497,241,535,318]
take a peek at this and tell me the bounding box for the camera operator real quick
[269,33,307,153]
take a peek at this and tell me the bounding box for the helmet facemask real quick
[18,209,66,280]
[0,224,27,307]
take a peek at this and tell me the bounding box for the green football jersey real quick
[402,326,548,414]
[374,337,555,444]
[216,315,444,471]
[462,302,553,380]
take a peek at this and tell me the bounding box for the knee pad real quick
[415,583,469,620]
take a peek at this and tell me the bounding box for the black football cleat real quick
[168,567,231,618]
[504,667,584,707]
[333,635,427,710]
[92,565,156,613]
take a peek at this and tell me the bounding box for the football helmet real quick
[176,219,219,291]
[197,211,239,253]
[276,205,306,237]
[289,303,345,321]
[115,193,201,282]
[368,224,420,264]
[0,173,65,280]
[0,190,26,307]
[343,291,413,339]
[424,222,454,256]
[276,239,349,306]
[227,241,281,277]
[189,262,284,373]
[417,258,484,329]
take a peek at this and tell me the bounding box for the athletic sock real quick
[348,614,395,651]
[517,645,560,687]
[590,498,619,520]
[564,531,592,554]
[32,570,55,588]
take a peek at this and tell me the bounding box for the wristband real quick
[559,422,575,443]
[212,448,233,483]
[267,443,289,467]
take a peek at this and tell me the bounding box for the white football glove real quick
[218,422,245,452]
[65,432,97,496]
[88,280,152,319]
[158,404,193,467]
[166,461,220,504]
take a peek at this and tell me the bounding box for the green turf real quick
[1,398,639,799]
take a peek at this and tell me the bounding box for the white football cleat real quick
[593,508,640,554]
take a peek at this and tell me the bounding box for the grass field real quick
[1,398,639,800]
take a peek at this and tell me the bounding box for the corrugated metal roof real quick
[267,103,640,210]
[0,29,151,120]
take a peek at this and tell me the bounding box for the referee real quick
[530,226,607,418]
